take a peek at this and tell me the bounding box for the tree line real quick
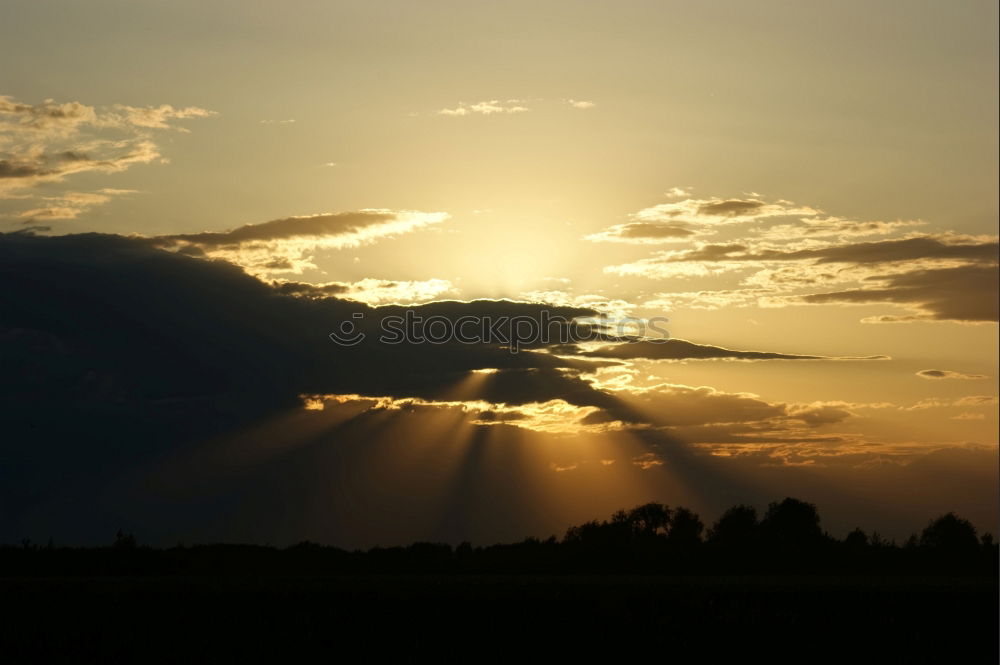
[2,498,996,576]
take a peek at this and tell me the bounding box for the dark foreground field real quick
[2,574,995,663]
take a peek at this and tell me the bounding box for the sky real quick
[1,0,997,547]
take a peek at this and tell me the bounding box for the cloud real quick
[599,192,925,246]
[149,209,449,276]
[762,218,924,240]
[599,191,998,323]
[1,93,213,219]
[10,189,137,222]
[607,383,788,427]
[0,95,97,135]
[4,230,865,441]
[585,221,702,244]
[621,236,998,268]
[274,277,456,305]
[799,265,999,323]
[951,412,986,420]
[905,395,999,410]
[0,230,620,405]
[786,402,855,426]
[574,386,859,447]
[643,289,773,310]
[580,338,886,362]
[110,104,216,130]
[302,394,605,435]
[432,97,598,117]
[916,369,988,380]
[631,195,818,226]
[438,100,529,116]
[588,193,823,246]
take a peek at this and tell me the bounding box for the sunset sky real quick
[2,1,997,547]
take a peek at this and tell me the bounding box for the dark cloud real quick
[613,385,787,427]
[154,211,404,247]
[787,237,998,265]
[144,209,448,275]
[0,231,641,541]
[0,231,612,408]
[0,159,51,178]
[916,369,987,380]
[619,223,696,239]
[273,281,351,297]
[586,221,699,243]
[696,199,765,217]
[667,243,749,260]
[625,236,998,323]
[580,338,886,361]
[801,265,999,322]
[664,237,998,265]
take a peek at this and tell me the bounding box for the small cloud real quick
[950,412,986,420]
[97,188,140,195]
[321,162,338,168]
[110,104,216,131]
[438,100,529,116]
[260,119,296,125]
[916,369,987,380]
[273,277,455,306]
[567,99,595,109]
[9,187,136,222]
[905,395,999,410]
[14,206,82,221]
[632,453,664,470]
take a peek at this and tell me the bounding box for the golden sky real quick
[1,0,997,545]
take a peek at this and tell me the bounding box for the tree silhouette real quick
[667,507,704,547]
[626,502,671,537]
[919,513,978,552]
[113,530,137,550]
[760,497,822,546]
[707,504,758,547]
[845,528,869,549]
[2,497,994,578]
